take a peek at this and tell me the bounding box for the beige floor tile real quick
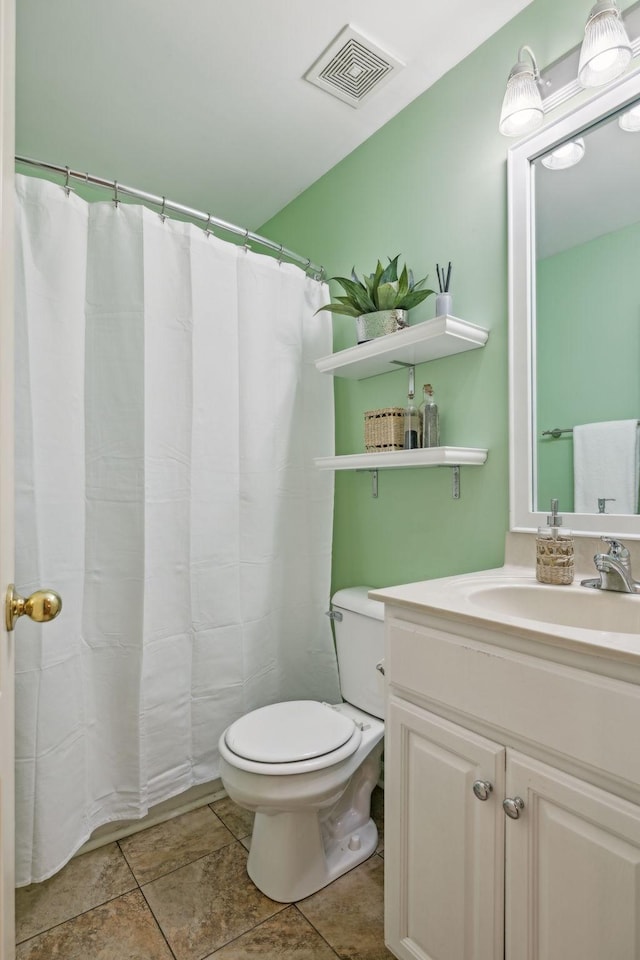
[297,855,393,960]
[16,889,173,960]
[209,796,254,841]
[142,839,285,960]
[119,805,235,884]
[204,905,338,959]
[15,842,137,943]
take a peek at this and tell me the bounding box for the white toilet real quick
[218,586,385,902]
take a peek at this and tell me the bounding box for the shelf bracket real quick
[357,468,379,498]
[390,360,415,397]
[452,465,460,499]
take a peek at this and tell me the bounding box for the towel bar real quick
[542,421,640,439]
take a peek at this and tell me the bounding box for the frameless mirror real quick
[509,67,640,538]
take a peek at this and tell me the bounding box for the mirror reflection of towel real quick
[574,419,640,514]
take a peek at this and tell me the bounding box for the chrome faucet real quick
[581,538,640,594]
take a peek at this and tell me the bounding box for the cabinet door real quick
[506,750,640,960]
[385,696,505,960]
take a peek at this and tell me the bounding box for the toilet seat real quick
[220,700,363,775]
[226,700,356,762]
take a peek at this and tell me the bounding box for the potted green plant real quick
[316,255,435,344]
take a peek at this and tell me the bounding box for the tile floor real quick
[15,787,392,960]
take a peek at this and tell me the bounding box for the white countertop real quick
[370,548,640,665]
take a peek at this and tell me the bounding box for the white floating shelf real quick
[315,315,489,380]
[314,447,488,471]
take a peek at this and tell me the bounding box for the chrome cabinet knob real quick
[472,779,493,801]
[503,796,525,819]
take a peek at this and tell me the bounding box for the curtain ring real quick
[159,196,167,223]
[113,181,119,209]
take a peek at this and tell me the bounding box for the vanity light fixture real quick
[618,103,640,129]
[578,1,633,87]
[540,137,586,169]
[500,1,640,138]
[498,45,544,137]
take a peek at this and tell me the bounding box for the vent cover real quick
[305,25,404,108]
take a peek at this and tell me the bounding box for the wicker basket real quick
[364,407,404,452]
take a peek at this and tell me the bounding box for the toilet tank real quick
[331,586,385,720]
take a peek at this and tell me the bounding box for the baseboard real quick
[75,780,227,856]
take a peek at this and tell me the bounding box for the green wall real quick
[536,219,640,511]
[260,0,591,592]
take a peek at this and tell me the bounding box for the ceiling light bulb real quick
[618,104,640,132]
[540,138,586,170]
[578,1,632,88]
[499,45,544,138]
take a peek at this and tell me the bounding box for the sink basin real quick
[466,580,640,634]
[370,568,640,659]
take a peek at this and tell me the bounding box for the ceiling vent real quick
[305,25,404,108]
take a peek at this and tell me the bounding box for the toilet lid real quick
[224,700,357,763]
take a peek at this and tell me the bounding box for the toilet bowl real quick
[218,587,385,902]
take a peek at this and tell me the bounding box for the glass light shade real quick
[618,104,640,131]
[578,1,632,88]
[499,70,544,137]
[540,138,586,170]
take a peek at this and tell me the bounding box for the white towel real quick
[574,419,640,514]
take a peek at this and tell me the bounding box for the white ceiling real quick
[15,0,531,231]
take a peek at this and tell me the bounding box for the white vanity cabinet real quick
[505,752,640,960]
[385,696,505,960]
[381,603,640,960]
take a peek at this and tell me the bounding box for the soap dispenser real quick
[536,499,574,585]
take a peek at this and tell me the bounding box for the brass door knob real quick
[5,584,62,631]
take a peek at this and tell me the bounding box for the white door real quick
[506,750,640,960]
[385,696,506,960]
[0,0,15,956]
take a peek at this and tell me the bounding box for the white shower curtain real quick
[13,174,340,886]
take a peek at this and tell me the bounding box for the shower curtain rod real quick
[15,155,325,280]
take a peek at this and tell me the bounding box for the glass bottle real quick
[419,384,440,448]
[403,390,420,449]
